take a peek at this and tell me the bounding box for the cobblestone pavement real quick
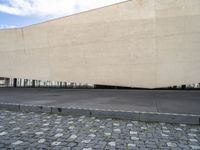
[0,110,199,150]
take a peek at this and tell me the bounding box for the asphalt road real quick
[0,88,200,115]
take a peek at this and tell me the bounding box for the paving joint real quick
[0,102,200,125]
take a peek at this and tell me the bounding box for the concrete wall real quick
[0,0,200,88]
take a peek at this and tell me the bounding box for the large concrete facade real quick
[0,0,200,88]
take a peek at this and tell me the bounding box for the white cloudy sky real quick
[0,0,126,28]
[0,0,126,17]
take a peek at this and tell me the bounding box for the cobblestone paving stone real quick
[0,110,199,150]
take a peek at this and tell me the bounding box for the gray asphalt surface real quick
[0,88,200,115]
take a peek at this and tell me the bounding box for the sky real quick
[0,0,126,29]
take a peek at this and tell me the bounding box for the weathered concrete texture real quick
[0,103,19,111]
[20,104,49,113]
[0,0,200,88]
[52,107,91,117]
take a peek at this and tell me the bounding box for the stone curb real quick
[0,102,199,125]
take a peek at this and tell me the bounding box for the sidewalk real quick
[0,88,200,124]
